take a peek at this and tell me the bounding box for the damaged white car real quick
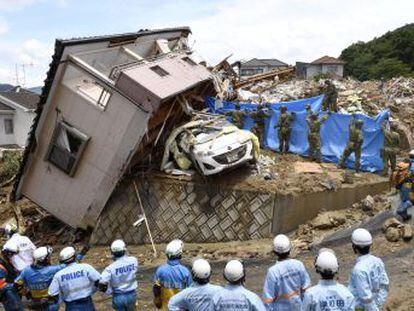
[161,114,259,176]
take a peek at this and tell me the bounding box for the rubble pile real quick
[382,217,413,242]
[291,193,393,251]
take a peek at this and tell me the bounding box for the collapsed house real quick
[11,27,215,229]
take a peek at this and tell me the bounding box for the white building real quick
[0,87,39,147]
[296,56,345,79]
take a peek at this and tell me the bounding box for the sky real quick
[0,0,413,87]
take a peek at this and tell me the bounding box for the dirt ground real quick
[78,233,414,310]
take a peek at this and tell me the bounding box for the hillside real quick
[340,23,414,81]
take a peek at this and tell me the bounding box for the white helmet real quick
[4,223,17,236]
[192,258,211,279]
[224,260,244,282]
[409,150,414,159]
[318,248,336,256]
[315,251,339,274]
[33,246,53,262]
[166,239,183,257]
[59,246,76,263]
[273,234,291,254]
[111,239,126,253]
[2,241,18,254]
[352,228,373,246]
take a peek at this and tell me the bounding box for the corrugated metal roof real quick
[241,58,288,67]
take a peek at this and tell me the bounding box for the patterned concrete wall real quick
[91,176,275,245]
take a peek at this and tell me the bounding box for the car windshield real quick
[192,127,220,144]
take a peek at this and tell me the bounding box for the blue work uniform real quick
[303,280,355,311]
[410,159,414,173]
[213,284,266,311]
[348,254,389,311]
[168,282,222,311]
[15,264,66,311]
[396,173,414,218]
[263,258,311,310]
[48,262,100,311]
[153,259,192,309]
[0,259,23,311]
[100,255,138,311]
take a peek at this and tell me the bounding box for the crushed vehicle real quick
[161,113,260,175]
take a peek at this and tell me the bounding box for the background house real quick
[296,56,345,79]
[0,87,39,147]
[239,58,288,77]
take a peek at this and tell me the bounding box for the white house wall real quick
[14,109,36,147]
[20,82,149,228]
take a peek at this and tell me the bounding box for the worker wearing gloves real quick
[99,239,138,311]
[263,234,311,310]
[0,243,23,311]
[303,250,355,310]
[348,228,389,311]
[168,258,221,310]
[153,239,192,309]
[48,246,100,311]
[213,259,265,310]
[4,223,36,272]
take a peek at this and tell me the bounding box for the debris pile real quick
[292,193,393,251]
[382,217,413,242]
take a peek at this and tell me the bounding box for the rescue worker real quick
[409,150,414,173]
[322,80,338,112]
[276,106,296,154]
[348,228,389,311]
[338,118,364,172]
[225,103,248,129]
[263,234,311,310]
[153,239,192,309]
[4,223,36,272]
[99,239,138,311]
[306,106,329,162]
[48,246,100,311]
[0,243,23,311]
[381,120,400,176]
[303,251,355,310]
[213,259,265,310]
[393,160,414,221]
[16,245,89,311]
[168,258,221,310]
[250,104,270,145]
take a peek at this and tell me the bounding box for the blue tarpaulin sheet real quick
[205,96,390,172]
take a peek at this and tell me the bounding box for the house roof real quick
[311,55,345,65]
[241,58,288,67]
[0,87,40,110]
[11,26,192,202]
[0,102,14,111]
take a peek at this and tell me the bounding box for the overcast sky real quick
[0,0,412,87]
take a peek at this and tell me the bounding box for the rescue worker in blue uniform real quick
[348,228,389,311]
[99,239,138,311]
[303,250,355,310]
[153,239,192,309]
[168,258,221,310]
[0,243,23,311]
[263,234,311,310]
[48,246,100,311]
[213,259,265,310]
[15,245,89,311]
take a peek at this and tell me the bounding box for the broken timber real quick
[234,66,295,89]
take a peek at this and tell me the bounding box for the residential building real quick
[0,87,39,147]
[12,27,215,229]
[239,58,288,77]
[296,56,345,79]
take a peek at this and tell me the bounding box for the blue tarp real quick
[205,96,390,172]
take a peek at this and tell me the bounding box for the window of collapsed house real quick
[46,122,89,176]
[63,64,112,110]
[4,119,13,134]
